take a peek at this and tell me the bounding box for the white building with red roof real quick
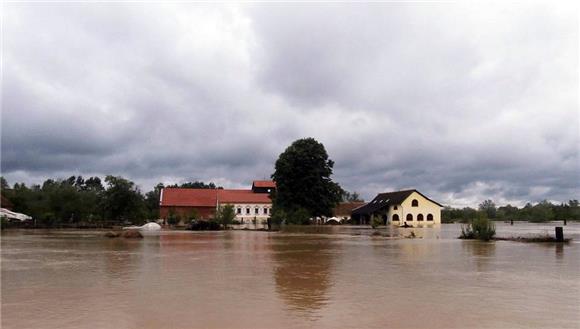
[159,180,275,223]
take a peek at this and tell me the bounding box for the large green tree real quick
[100,175,146,223]
[271,138,343,218]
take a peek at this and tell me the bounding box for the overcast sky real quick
[1,3,578,207]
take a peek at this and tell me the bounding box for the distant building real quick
[159,180,275,223]
[333,202,366,222]
[351,189,442,226]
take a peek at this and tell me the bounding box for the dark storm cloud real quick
[1,3,578,206]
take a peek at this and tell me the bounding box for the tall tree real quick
[101,175,145,223]
[271,138,343,218]
[478,199,497,219]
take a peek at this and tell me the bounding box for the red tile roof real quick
[218,189,271,204]
[160,188,272,207]
[252,180,276,188]
[161,188,217,207]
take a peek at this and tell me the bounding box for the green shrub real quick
[460,213,496,241]
[216,204,235,229]
[371,215,383,229]
[287,208,311,225]
[167,212,180,225]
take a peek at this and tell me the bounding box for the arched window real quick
[417,214,424,221]
[246,207,250,215]
[427,214,433,221]
[412,199,419,207]
[254,207,259,215]
[406,214,413,221]
[392,214,400,221]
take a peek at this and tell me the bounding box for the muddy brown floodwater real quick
[2,223,579,329]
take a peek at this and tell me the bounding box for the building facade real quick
[159,180,275,223]
[351,190,442,226]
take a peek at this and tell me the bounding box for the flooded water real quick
[2,223,579,329]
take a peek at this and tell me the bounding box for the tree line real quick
[442,199,580,223]
[0,176,220,227]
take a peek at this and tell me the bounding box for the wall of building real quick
[387,191,441,226]
[226,203,272,224]
[160,206,216,221]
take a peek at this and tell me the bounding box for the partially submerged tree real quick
[271,138,343,221]
[216,204,235,229]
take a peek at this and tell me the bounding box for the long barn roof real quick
[160,188,271,207]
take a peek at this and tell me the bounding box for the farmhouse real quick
[159,180,275,223]
[351,189,442,226]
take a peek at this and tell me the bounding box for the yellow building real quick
[351,189,442,227]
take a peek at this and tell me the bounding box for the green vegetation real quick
[460,213,496,241]
[1,175,224,228]
[370,215,383,229]
[271,138,343,224]
[443,199,579,223]
[215,204,235,229]
[342,190,363,202]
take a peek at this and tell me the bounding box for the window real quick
[263,208,268,215]
[246,208,250,215]
[392,214,400,221]
[427,214,433,221]
[412,199,419,207]
[417,214,424,221]
[255,207,259,215]
[393,206,398,210]
[237,208,242,215]
[406,214,413,221]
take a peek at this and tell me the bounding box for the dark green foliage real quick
[216,204,235,229]
[187,220,221,231]
[371,215,383,229]
[166,181,222,189]
[285,208,311,225]
[167,209,180,226]
[1,175,146,227]
[443,200,579,223]
[271,138,343,219]
[101,176,146,223]
[460,213,496,241]
[144,183,164,220]
[342,190,363,202]
[478,200,497,219]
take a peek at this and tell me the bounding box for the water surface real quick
[2,223,579,329]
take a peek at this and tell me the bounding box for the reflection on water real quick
[461,240,496,272]
[271,236,335,316]
[2,223,580,329]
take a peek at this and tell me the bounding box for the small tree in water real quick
[216,204,235,229]
[460,212,496,241]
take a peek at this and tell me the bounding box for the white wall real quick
[387,191,441,226]
[226,203,272,224]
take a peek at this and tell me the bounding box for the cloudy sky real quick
[1,2,578,207]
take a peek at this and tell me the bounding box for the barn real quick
[351,189,442,226]
[159,180,275,223]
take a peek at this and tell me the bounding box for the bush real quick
[187,220,221,231]
[167,212,180,226]
[371,216,382,229]
[215,204,235,229]
[286,208,311,225]
[460,214,496,241]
